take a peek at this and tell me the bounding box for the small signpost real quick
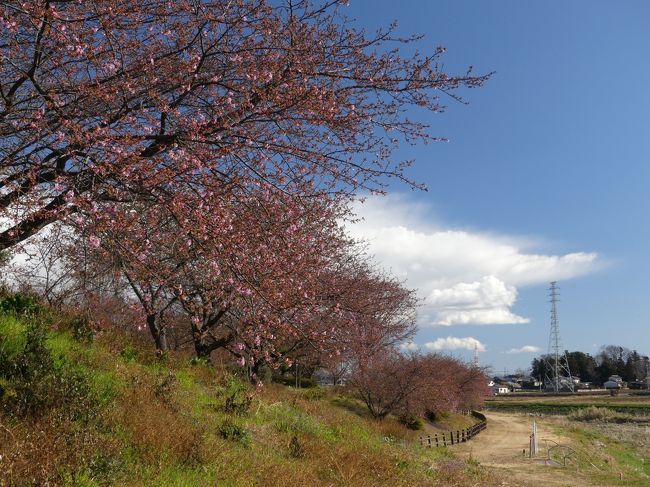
[529,420,538,457]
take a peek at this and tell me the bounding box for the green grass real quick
[0,313,27,358]
[259,402,339,441]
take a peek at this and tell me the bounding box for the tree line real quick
[531,345,650,385]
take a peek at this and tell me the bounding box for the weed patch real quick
[218,418,251,446]
[217,374,253,416]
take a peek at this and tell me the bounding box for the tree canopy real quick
[0,0,489,250]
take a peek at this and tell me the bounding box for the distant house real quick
[604,375,623,390]
[491,385,510,395]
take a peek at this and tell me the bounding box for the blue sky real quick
[345,1,650,373]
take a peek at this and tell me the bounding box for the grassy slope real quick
[0,312,504,487]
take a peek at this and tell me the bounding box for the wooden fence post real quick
[421,413,486,450]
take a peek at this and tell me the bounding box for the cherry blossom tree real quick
[455,363,489,412]
[321,257,418,360]
[172,191,353,365]
[0,0,489,250]
[78,184,348,358]
[221,245,419,379]
[350,352,488,420]
[350,351,427,419]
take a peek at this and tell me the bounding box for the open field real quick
[486,392,650,416]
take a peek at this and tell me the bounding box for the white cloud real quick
[506,345,541,354]
[400,341,419,351]
[425,336,486,352]
[348,195,600,326]
[428,276,528,325]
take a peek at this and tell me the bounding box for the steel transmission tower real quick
[544,282,574,392]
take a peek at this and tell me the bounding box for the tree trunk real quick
[147,313,168,355]
[194,339,213,363]
[192,326,233,363]
[249,360,266,384]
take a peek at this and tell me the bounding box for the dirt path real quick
[455,412,558,465]
[454,412,605,487]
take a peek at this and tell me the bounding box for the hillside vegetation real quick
[0,301,504,487]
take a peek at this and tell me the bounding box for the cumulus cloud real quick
[347,195,600,326]
[425,336,486,352]
[428,276,528,325]
[506,345,541,354]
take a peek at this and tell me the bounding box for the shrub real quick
[425,410,438,422]
[189,356,210,367]
[217,418,251,446]
[0,315,26,363]
[120,345,139,362]
[0,293,40,316]
[398,412,423,430]
[0,319,99,420]
[70,316,94,343]
[5,319,52,379]
[288,435,304,458]
[218,375,252,416]
[272,374,316,388]
[154,371,177,404]
[83,449,126,484]
[301,387,326,401]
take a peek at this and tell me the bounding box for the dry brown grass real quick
[0,412,121,486]
[112,375,204,467]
